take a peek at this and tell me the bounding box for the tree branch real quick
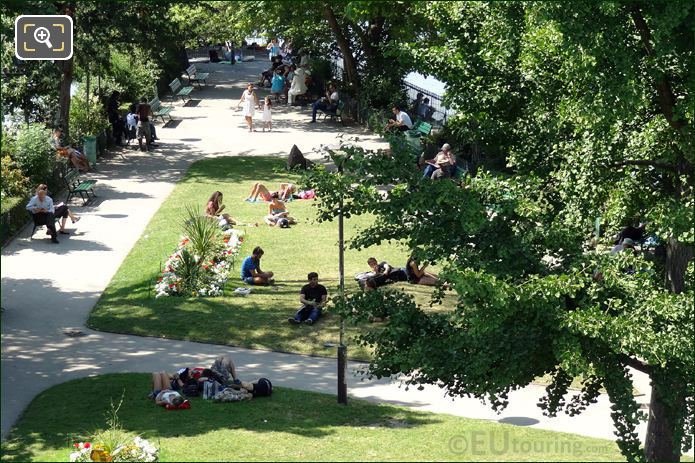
[609,159,693,175]
[607,159,678,171]
[623,356,653,375]
[628,5,686,133]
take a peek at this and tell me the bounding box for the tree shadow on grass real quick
[0,373,441,462]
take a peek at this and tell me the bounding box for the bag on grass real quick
[252,378,272,397]
[203,380,221,400]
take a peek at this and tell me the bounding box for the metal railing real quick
[332,57,452,127]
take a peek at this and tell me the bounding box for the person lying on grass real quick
[288,272,328,325]
[150,372,187,408]
[245,182,296,202]
[364,257,408,291]
[241,246,275,285]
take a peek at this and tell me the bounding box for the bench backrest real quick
[169,78,182,93]
[149,97,161,111]
[186,64,196,76]
[417,122,432,135]
[63,168,79,185]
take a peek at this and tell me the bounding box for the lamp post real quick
[337,156,348,405]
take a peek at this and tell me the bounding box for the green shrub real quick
[69,88,110,146]
[181,204,221,261]
[105,48,163,103]
[14,123,55,188]
[1,155,29,198]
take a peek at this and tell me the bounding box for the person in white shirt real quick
[385,105,413,132]
[26,184,75,243]
[288,66,310,106]
[309,83,339,123]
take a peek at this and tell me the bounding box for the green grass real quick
[0,374,630,462]
[88,156,456,360]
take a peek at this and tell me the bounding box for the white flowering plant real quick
[69,436,159,462]
[154,228,244,298]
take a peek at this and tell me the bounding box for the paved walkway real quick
[1,58,652,450]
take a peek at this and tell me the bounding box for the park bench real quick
[63,168,97,206]
[185,64,210,87]
[318,100,344,123]
[407,120,433,138]
[149,96,173,122]
[169,78,194,103]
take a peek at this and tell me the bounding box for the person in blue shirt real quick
[271,68,285,103]
[241,246,274,285]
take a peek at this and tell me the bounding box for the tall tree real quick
[306,2,694,461]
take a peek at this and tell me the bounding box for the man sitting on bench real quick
[385,105,413,133]
[309,82,339,123]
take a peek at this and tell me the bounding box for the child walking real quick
[262,96,273,132]
[237,83,260,132]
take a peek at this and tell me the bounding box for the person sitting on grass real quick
[405,255,439,286]
[205,191,235,229]
[210,355,242,386]
[288,272,328,325]
[241,246,275,285]
[245,182,296,202]
[264,193,297,227]
[150,372,186,407]
[51,128,91,172]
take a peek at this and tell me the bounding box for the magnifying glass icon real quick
[33,27,53,49]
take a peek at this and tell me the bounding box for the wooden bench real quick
[185,64,210,87]
[169,78,194,103]
[149,96,173,122]
[63,168,97,205]
[318,100,344,123]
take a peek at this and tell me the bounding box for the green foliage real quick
[1,155,29,199]
[181,204,221,262]
[69,89,110,145]
[101,49,163,104]
[13,123,54,188]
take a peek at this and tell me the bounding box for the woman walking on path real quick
[237,83,260,132]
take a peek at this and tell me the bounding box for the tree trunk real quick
[664,237,693,294]
[56,3,75,136]
[323,6,360,89]
[644,382,683,462]
[57,57,74,135]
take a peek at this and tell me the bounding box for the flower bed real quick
[70,436,158,462]
[155,228,244,298]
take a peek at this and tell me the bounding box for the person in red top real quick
[205,191,235,228]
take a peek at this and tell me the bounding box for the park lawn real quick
[0,373,631,462]
[88,156,455,360]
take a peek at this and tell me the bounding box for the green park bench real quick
[407,120,433,138]
[169,78,194,103]
[63,168,97,206]
[149,96,173,122]
[185,64,210,87]
[318,100,344,123]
